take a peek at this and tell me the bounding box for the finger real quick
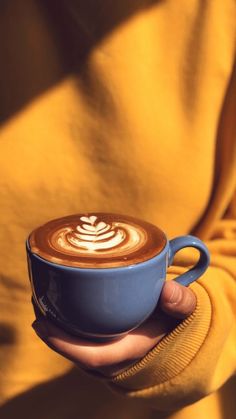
[31,319,137,368]
[31,314,170,370]
[160,280,197,319]
[31,319,107,367]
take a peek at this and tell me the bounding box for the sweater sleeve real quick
[107,192,236,411]
[106,53,236,412]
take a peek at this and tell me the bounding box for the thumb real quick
[160,280,197,319]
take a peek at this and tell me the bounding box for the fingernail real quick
[168,282,182,304]
[32,320,49,339]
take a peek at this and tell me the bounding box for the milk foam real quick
[52,215,144,256]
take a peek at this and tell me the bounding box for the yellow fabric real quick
[0,1,235,418]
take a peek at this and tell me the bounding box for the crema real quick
[28,213,167,268]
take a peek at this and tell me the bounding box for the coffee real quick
[27,213,210,340]
[28,213,167,268]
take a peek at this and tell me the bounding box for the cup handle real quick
[168,235,210,286]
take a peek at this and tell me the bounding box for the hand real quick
[32,280,196,377]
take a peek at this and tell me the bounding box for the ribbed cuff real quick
[109,281,212,394]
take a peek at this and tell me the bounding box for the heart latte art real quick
[54,215,143,254]
[28,213,166,268]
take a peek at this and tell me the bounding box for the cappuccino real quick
[29,213,167,268]
[27,212,210,340]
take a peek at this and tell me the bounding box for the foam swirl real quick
[52,215,143,256]
[68,216,126,251]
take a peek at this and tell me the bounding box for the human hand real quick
[32,280,196,377]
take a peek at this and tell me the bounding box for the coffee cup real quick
[26,213,210,341]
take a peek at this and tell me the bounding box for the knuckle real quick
[161,287,197,319]
[180,289,197,315]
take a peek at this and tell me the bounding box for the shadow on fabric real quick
[0,0,161,125]
[0,367,153,419]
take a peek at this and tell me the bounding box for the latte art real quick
[65,216,127,251]
[52,215,145,260]
[28,213,167,268]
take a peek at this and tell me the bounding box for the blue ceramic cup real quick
[26,214,210,341]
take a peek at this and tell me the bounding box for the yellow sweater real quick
[0,1,235,418]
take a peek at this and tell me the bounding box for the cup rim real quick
[26,238,169,272]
